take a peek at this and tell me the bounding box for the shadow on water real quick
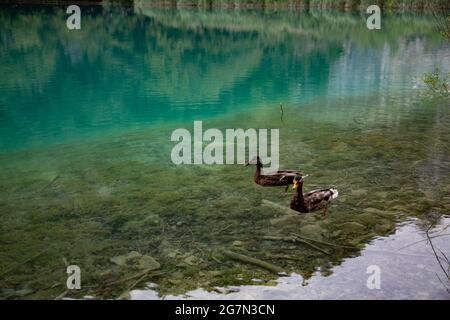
[0,5,449,299]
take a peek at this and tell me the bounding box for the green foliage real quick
[431,10,450,40]
[423,68,450,95]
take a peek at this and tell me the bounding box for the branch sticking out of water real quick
[279,102,284,123]
[426,225,450,280]
[426,221,450,295]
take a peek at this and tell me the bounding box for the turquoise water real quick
[0,5,449,299]
[2,6,447,152]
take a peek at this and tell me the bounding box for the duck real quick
[245,156,304,187]
[290,175,338,217]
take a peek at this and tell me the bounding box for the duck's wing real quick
[264,169,301,175]
[262,172,286,178]
[261,174,286,182]
[276,170,302,175]
[262,170,301,179]
[304,188,339,204]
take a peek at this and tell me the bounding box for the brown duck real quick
[290,175,338,217]
[245,156,304,187]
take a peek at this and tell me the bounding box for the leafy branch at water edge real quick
[422,69,450,96]
[431,9,450,40]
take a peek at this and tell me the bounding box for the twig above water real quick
[398,233,450,251]
[279,103,284,123]
[426,225,450,281]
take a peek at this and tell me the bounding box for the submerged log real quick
[262,236,330,255]
[290,233,359,250]
[0,249,47,277]
[221,250,284,274]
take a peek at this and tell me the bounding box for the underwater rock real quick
[351,189,367,196]
[374,191,388,199]
[443,185,450,193]
[269,214,302,226]
[110,251,142,266]
[138,255,160,271]
[330,230,342,238]
[121,220,145,232]
[391,205,409,213]
[110,251,160,271]
[11,288,35,297]
[97,186,113,198]
[363,207,396,216]
[118,291,131,300]
[167,250,179,259]
[348,232,376,247]
[298,224,324,241]
[364,207,399,218]
[207,270,223,277]
[1,288,16,297]
[339,222,366,234]
[332,142,350,153]
[262,199,299,215]
[143,214,160,225]
[374,221,394,234]
[232,240,244,247]
[357,213,381,226]
[159,239,178,257]
[169,279,181,285]
[183,255,200,266]
[363,207,384,214]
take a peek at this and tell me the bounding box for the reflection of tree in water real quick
[0,6,441,110]
[0,5,347,149]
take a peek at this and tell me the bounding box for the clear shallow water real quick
[131,218,450,300]
[0,5,449,299]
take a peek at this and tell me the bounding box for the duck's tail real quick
[330,188,339,200]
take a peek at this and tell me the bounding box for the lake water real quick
[0,4,449,299]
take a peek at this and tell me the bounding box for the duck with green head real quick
[245,156,304,187]
[291,175,338,217]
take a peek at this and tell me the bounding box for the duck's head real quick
[245,156,262,167]
[292,174,307,190]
